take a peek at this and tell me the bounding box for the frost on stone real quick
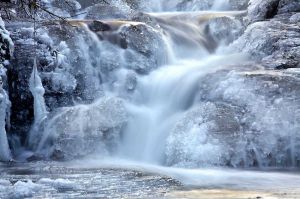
[120,23,167,73]
[46,41,77,93]
[28,59,48,150]
[166,102,228,167]
[207,72,300,167]
[206,16,244,45]
[37,97,128,159]
[247,0,280,23]
[0,76,12,162]
[0,17,14,63]
[38,178,78,191]
[228,21,281,59]
[10,180,42,198]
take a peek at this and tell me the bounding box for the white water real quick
[119,53,246,164]
[17,0,299,171]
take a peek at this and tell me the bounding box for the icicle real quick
[27,58,48,150]
[0,76,12,161]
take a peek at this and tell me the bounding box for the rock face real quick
[167,68,300,167]
[230,0,300,69]
[205,16,244,45]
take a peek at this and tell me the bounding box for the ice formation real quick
[27,59,48,150]
[0,77,11,161]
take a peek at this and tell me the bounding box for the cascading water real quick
[2,0,300,198]
[16,0,299,169]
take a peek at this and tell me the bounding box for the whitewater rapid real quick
[119,53,247,164]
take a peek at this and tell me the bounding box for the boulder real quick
[247,0,280,23]
[205,16,244,45]
[38,97,127,160]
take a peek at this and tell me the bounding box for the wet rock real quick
[88,21,111,32]
[206,16,244,45]
[120,23,167,73]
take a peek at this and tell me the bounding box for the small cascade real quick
[0,76,11,161]
[6,0,297,169]
[27,59,48,150]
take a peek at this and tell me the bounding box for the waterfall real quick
[27,59,48,150]
[10,0,297,169]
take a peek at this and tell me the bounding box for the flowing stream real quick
[1,0,300,198]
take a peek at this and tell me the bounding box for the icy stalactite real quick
[27,59,48,150]
[0,76,12,161]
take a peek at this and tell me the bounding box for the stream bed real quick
[1,160,300,198]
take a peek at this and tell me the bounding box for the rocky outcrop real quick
[37,97,127,160]
[167,68,300,168]
[230,0,300,69]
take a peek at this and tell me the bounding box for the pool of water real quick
[1,159,300,198]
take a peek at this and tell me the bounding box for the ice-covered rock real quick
[38,178,78,191]
[230,11,300,69]
[247,0,280,23]
[90,21,167,74]
[166,102,233,167]
[0,17,13,63]
[0,17,12,162]
[0,77,12,161]
[192,70,300,167]
[37,97,127,159]
[247,0,300,23]
[205,16,244,45]
[10,180,42,198]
